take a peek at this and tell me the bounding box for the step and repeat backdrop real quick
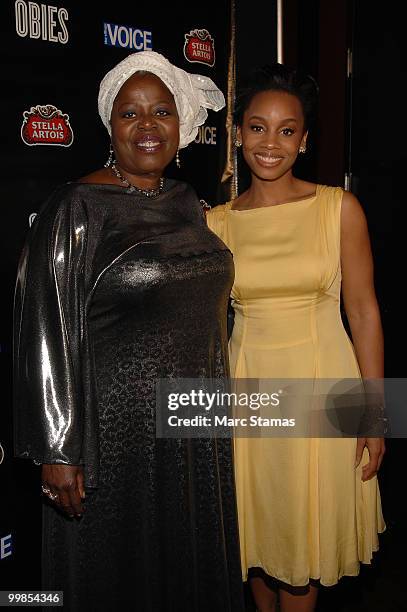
[0,0,235,588]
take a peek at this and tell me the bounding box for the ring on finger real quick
[41,484,58,502]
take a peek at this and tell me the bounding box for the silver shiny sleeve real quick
[13,186,87,465]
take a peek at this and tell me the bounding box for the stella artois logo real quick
[183,29,215,67]
[21,104,74,147]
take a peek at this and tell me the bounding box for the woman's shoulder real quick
[206,201,233,237]
[206,201,233,216]
[38,181,85,210]
[32,181,90,235]
[290,180,343,200]
[316,183,345,199]
[314,184,347,219]
[43,180,91,207]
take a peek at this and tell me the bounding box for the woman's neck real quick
[241,175,298,208]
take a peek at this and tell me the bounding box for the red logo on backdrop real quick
[183,29,215,67]
[21,105,74,147]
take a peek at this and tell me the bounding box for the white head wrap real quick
[98,50,225,149]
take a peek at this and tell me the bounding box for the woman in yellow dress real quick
[207,64,385,612]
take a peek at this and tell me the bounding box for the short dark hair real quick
[234,63,319,131]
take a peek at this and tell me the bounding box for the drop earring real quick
[299,145,307,154]
[104,144,115,168]
[175,149,181,168]
[235,140,242,148]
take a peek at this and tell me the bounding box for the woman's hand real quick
[355,437,385,481]
[41,464,85,518]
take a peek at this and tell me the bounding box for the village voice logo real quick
[21,105,73,147]
[194,126,217,145]
[184,29,215,67]
[104,22,152,50]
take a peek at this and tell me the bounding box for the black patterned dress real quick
[14,180,244,612]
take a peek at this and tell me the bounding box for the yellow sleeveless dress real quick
[206,184,385,586]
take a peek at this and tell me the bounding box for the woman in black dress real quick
[14,51,244,612]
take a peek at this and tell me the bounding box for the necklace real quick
[111,163,164,198]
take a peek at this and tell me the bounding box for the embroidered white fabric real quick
[98,50,225,149]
